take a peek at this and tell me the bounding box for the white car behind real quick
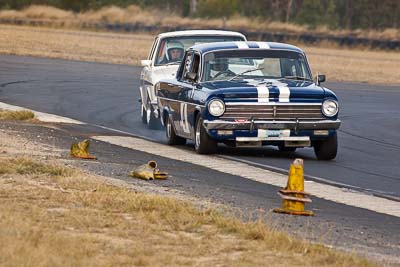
[139,30,246,128]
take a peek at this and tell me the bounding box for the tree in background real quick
[0,0,398,30]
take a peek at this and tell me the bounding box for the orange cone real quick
[273,158,313,216]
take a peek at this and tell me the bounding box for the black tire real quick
[141,105,147,124]
[194,115,217,154]
[146,103,160,129]
[166,116,186,145]
[313,134,338,160]
[278,145,297,152]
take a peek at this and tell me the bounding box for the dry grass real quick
[303,45,400,84]
[1,24,399,85]
[0,156,377,266]
[0,5,399,41]
[0,109,35,121]
[0,24,151,65]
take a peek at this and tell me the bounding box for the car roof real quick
[157,30,246,39]
[189,41,304,54]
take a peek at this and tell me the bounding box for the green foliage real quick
[294,0,338,29]
[197,0,240,18]
[0,0,398,29]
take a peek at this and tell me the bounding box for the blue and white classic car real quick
[156,41,341,160]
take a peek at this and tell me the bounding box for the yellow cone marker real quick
[130,161,168,180]
[70,139,97,160]
[273,158,314,216]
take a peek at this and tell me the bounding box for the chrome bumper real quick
[203,119,341,130]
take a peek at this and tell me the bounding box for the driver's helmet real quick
[210,58,229,72]
[166,41,184,62]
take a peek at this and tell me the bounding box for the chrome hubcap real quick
[146,107,151,124]
[195,122,201,148]
[167,119,171,138]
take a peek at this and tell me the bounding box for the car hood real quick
[202,79,332,103]
[152,65,179,83]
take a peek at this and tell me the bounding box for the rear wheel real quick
[146,100,160,129]
[166,116,186,145]
[314,134,338,160]
[194,115,217,154]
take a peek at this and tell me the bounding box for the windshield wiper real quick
[228,67,265,81]
[281,75,312,81]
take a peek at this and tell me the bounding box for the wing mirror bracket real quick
[315,73,326,85]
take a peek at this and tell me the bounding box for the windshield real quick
[154,35,244,66]
[202,50,312,82]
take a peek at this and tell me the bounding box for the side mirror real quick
[316,74,326,85]
[141,59,151,67]
[185,72,197,81]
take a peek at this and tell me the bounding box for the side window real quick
[191,54,200,77]
[182,53,200,82]
[182,52,193,81]
[156,40,167,64]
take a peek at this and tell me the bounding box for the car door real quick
[168,51,192,138]
[140,37,159,106]
[177,52,202,139]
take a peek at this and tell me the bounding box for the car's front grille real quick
[221,103,324,121]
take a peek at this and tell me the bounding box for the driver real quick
[209,58,234,80]
[161,41,184,64]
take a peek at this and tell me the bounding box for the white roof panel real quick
[157,30,246,39]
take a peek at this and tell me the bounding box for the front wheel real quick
[141,105,147,124]
[194,115,217,154]
[166,116,186,145]
[313,134,338,160]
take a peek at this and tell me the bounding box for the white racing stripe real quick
[261,79,291,102]
[93,135,400,218]
[257,85,269,102]
[235,42,249,49]
[256,42,270,49]
[278,84,290,102]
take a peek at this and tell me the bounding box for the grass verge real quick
[0,5,398,41]
[0,24,399,85]
[0,156,377,266]
[0,109,35,120]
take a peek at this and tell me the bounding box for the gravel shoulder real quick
[0,119,399,265]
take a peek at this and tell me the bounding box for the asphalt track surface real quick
[1,55,400,199]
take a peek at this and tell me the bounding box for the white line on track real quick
[93,135,400,218]
[1,101,399,217]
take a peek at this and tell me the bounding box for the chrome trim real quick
[203,119,341,130]
[322,99,339,117]
[225,102,322,106]
[157,97,206,107]
[236,136,310,142]
[222,103,324,121]
[208,99,225,117]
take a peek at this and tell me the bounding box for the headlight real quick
[208,99,225,117]
[322,99,339,117]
